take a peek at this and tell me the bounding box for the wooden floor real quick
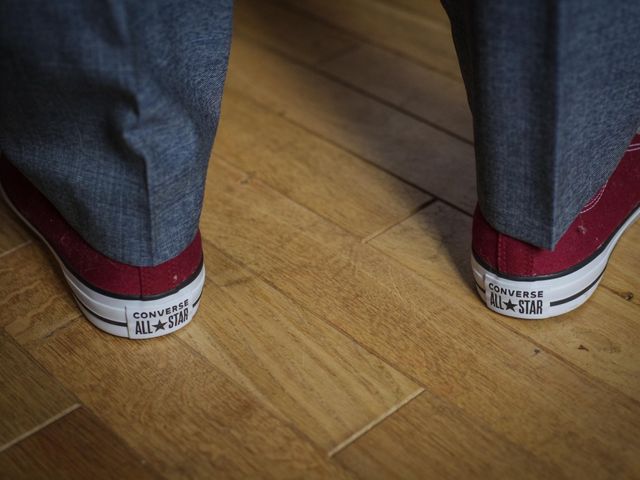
[1,1,639,478]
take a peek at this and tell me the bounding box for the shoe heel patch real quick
[126,298,192,339]
[483,274,548,318]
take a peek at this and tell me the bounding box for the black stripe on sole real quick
[549,269,605,307]
[72,289,203,329]
[192,290,203,307]
[72,294,128,328]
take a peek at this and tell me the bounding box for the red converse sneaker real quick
[0,157,205,339]
[472,137,640,319]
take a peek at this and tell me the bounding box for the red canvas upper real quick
[0,156,203,298]
[473,135,640,278]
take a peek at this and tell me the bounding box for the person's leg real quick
[0,0,233,267]
[0,0,233,339]
[442,0,640,249]
[442,0,640,319]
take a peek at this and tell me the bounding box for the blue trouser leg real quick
[0,0,233,266]
[442,0,640,249]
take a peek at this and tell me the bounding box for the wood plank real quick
[19,317,355,479]
[0,331,77,450]
[278,0,461,79]
[0,408,159,480]
[319,44,473,141]
[2,210,377,474]
[334,391,563,479]
[601,221,640,307]
[235,0,472,141]
[0,243,80,343]
[368,202,640,400]
[3,127,423,461]
[196,166,560,479]
[182,239,422,451]
[234,0,358,64]
[216,89,431,238]
[226,37,476,213]
[200,159,640,478]
[375,0,450,26]
[369,200,473,289]
[0,197,30,257]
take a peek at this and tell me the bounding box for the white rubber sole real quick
[472,205,639,319]
[1,183,204,339]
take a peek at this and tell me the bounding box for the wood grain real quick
[234,0,472,141]
[601,220,640,306]
[226,37,476,213]
[320,44,473,141]
[369,202,640,401]
[2,228,423,458]
[376,0,450,26]
[368,198,473,290]
[0,1,638,477]
[279,0,462,79]
[200,159,640,478]
[21,316,355,480]
[0,198,30,257]
[0,408,159,480]
[216,89,431,239]
[182,239,421,451]
[0,331,77,450]
[0,243,80,343]
[234,0,358,64]
[334,391,563,480]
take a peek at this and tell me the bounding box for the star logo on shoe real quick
[503,299,517,311]
[153,320,167,332]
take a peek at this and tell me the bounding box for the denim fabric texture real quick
[0,0,233,266]
[443,0,640,249]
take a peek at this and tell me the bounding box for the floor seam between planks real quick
[217,151,436,244]
[173,333,340,462]
[222,84,474,217]
[361,198,437,244]
[39,314,85,343]
[489,314,640,408]
[314,43,362,66]
[0,403,81,453]
[328,387,425,458]
[199,189,444,408]
[369,234,640,407]
[212,159,640,411]
[236,31,473,146]
[600,284,637,305]
[204,161,498,392]
[200,229,431,383]
[0,240,32,260]
[269,0,462,81]
[371,0,449,26]
[184,237,429,461]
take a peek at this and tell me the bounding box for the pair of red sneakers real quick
[1,137,638,338]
